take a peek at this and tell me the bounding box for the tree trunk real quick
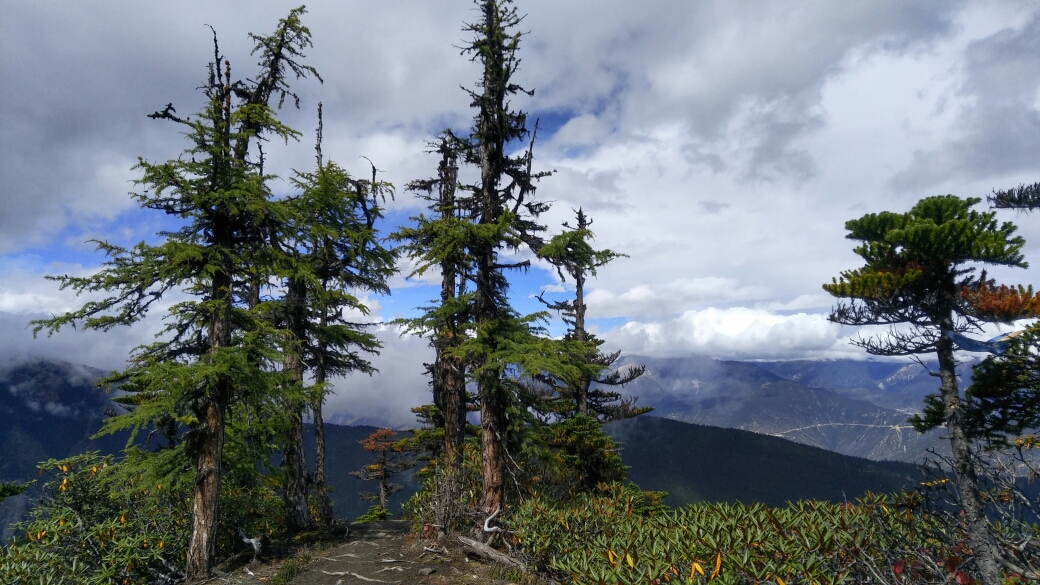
[282,277,313,532]
[312,366,334,524]
[436,136,466,473]
[936,324,1002,585]
[185,260,233,581]
[282,403,312,531]
[478,371,506,518]
[185,396,226,580]
[573,267,590,416]
[441,354,467,472]
[475,0,507,522]
[379,451,389,509]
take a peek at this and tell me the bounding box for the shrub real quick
[0,452,189,585]
[513,484,974,585]
[0,451,285,584]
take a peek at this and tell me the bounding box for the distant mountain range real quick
[604,416,920,508]
[614,355,979,462]
[0,360,126,541]
[0,356,958,538]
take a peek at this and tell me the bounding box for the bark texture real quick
[312,366,334,524]
[937,325,1002,585]
[282,277,314,532]
[186,397,226,579]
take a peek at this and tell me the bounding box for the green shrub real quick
[0,452,189,585]
[513,484,977,585]
[0,451,285,584]
[354,505,393,524]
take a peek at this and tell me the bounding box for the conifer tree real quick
[824,195,1030,585]
[944,184,1040,449]
[459,0,562,519]
[537,208,649,421]
[350,428,415,510]
[394,133,472,473]
[272,105,396,530]
[32,10,320,579]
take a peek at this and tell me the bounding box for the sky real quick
[4,1,1040,426]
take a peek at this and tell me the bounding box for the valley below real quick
[1,354,962,538]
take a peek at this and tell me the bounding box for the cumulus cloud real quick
[9,0,1040,394]
[601,307,851,360]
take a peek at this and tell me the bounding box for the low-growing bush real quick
[0,451,285,584]
[513,483,982,585]
[0,452,189,585]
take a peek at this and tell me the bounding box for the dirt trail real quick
[210,519,540,585]
[289,520,535,585]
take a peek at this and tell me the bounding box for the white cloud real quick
[601,307,851,360]
[323,326,433,429]
[8,0,1040,391]
[585,278,768,319]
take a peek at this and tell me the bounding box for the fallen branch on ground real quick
[320,569,400,583]
[457,536,526,570]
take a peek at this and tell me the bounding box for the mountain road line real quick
[767,422,918,436]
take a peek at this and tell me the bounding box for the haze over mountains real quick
[0,354,958,537]
[617,355,971,462]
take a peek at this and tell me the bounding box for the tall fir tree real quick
[402,0,577,524]
[537,208,649,421]
[823,195,1031,585]
[275,104,396,526]
[460,0,560,519]
[394,133,472,473]
[32,9,320,579]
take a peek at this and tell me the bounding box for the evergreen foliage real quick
[456,0,560,520]
[270,104,396,530]
[536,208,650,422]
[824,194,1033,585]
[30,9,321,579]
[0,482,28,502]
[395,0,585,527]
[392,132,473,472]
[350,429,415,510]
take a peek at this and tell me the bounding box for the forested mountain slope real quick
[605,416,922,507]
[616,355,950,462]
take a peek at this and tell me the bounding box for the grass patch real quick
[271,550,312,585]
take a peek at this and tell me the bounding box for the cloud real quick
[891,6,1040,191]
[601,307,851,360]
[584,278,768,319]
[323,327,433,429]
[9,0,1040,381]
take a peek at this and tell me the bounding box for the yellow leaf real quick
[120,513,127,524]
[693,562,704,576]
[777,578,786,585]
[626,553,634,568]
[711,553,722,579]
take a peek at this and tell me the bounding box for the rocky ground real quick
[207,520,546,585]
